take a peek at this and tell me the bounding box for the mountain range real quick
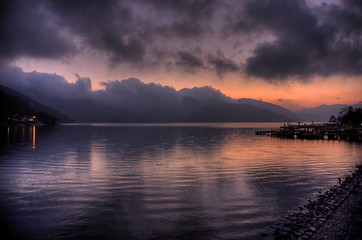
[0,82,359,123]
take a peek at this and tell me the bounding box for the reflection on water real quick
[0,124,361,240]
[0,125,38,150]
[32,126,36,149]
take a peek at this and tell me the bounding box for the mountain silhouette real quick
[237,98,297,120]
[0,84,73,123]
[294,103,362,122]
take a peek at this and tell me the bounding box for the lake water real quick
[0,123,361,240]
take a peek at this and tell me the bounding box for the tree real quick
[329,115,337,123]
[337,107,362,126]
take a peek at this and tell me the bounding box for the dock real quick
[255,123,362,141]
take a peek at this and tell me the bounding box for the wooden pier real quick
[255,123,362,141]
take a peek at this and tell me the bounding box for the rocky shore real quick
[268,163,362,240]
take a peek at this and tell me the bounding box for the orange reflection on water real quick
[32,125,36,149]
[218,133,361,180]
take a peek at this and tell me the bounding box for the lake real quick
[0,123,361,240]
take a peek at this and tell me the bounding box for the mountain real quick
[237,98,297,121]
[0,83,297,123]
[0,84,73,123]
[0,73,359,123]
[48,98,141,123]
[186,102,293,122]
[294,103,362,122]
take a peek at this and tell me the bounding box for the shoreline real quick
[266,163,362,240]
[311,181,362,240]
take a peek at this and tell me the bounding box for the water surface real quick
[0,123,361,240]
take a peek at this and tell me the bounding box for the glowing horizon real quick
[11,58,361,111]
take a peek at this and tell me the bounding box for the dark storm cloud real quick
[44,0,147,63]
[0,0,74,60]
[0,0,220,67]
[2,0,362,80]
[42,0,218,64]
[102,34,146,63]
[157,21,206,39]
[0,0,147,63]
[140,0,217,20]
[207,53,240,77]
[236,0,362,80]
[145,0,218,40]
[175,51,205,73]
[238,0,331,79]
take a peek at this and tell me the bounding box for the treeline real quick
[330,106,362,126]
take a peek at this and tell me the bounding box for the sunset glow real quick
[1,0,361,114]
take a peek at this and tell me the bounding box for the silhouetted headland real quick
[1,84,73,126]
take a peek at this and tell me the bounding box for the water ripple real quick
[0,124,361,240]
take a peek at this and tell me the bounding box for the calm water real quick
[0,123,361,240]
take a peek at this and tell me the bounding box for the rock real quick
[309,226,317,232]
[271,163,362,240]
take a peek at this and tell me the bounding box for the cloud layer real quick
[2,0,362,80]
[242,0,362,79]
[0,64,237,121]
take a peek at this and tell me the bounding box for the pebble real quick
[271,164,362,239]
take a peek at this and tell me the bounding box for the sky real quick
[1,0,361,110]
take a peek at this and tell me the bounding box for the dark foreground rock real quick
[311,178,362,240]
[268,164,362,240]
